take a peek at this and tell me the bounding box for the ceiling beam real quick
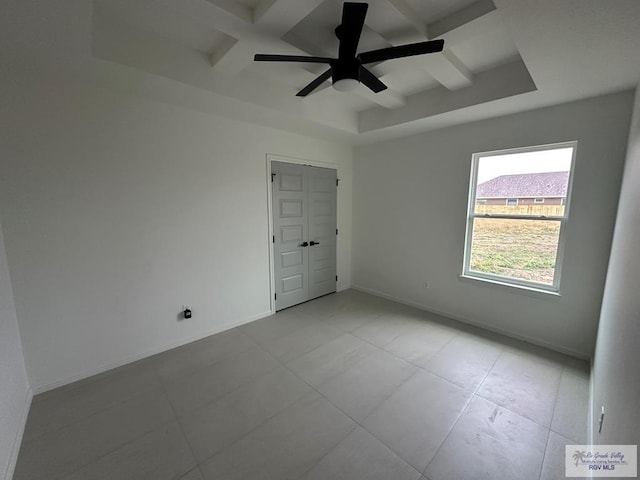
[362,0,498,92]
[385,0,428,37]
[165,0,407,107]
[428,0,497,40]
[206,0,327,76]
[355,84,406,109]
[358,59,536,133]
[92,10,359,134]
[254,0,324,33]
[203,0,253,23]
[417,49,473,90]
[283,29,407,108]
[210,38,258,75]
[385,0,475,90]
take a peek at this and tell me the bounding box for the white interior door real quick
[308,165,337,300]
[271,161,337,311]
[272,162,309,310]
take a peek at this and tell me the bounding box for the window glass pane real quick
[473,147,573,216]
[469,217,561,285]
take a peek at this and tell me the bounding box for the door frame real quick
[266,154,339,313]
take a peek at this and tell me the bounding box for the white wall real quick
[591,86,640,445]
[0,222,31,480]
[0,73,353,392]
[353,92,633,357]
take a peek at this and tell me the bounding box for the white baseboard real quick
[32,310,273,394]
[351,284,590,360]
[4,386,32,480]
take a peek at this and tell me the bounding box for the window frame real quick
[462,141,578,294]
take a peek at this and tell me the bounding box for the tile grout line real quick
[155,362,202,478]
[537,361,570,480]
[154,327,258,382]
[189,344,360,476]
[352,368,434,474]
[347,322,462,371]
[278,294,581,479]
[279,344,378,425]
[175,359,310,469]
[289,425,360,480]
[168,301,373,472]
[239,309,322,346]
[54,418,180,480]
[29,292,581,480]
[23,363,162,445]
[152,336,300,475]
[340,316,498,398]
[351,339,506,473]
[265,307,375,478]
[201,294,578,479]
[26,385,177,480]
[471,346,566,431]
[165,345,283,419]
[267,304,429,473]
[538,429,554,480]
[283,303,531,477]
[280,307,464,476]
[420,344,508,476]
[280,352,422,479]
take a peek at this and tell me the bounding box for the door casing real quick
[266,154,339,313]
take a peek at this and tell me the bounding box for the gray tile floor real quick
[14,290,590,480]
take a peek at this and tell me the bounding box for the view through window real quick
[463,142,576,291]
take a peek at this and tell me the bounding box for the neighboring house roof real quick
[477,171,569,198]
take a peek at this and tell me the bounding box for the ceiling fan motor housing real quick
[331,59,360,83]
[253,2,444,96]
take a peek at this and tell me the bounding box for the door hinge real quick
[336,178,340,186]
[336,228,338,235]
[272,235,275,243]
[274,293,277,301]
[336,275,338,281]
[271,173,276,183]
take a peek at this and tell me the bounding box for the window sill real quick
[458,274,562,299]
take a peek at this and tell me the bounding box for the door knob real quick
[299,242,309,247]
[309,241,320,246]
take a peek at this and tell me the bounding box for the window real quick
[462,142,576,292]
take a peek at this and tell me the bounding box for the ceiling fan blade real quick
[338,2,368,60]
[358,39,444,64]
[359,66,387,93]
[254,54,333,64]
[296,69,333,97]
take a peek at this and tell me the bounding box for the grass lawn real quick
[469,218,561,284]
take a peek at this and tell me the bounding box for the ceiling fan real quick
[253,2,444,97]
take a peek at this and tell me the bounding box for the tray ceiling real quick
[2,0,640,143]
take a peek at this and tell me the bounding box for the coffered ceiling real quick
[2,0,640,144]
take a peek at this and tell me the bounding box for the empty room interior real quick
[2,1,640,479]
